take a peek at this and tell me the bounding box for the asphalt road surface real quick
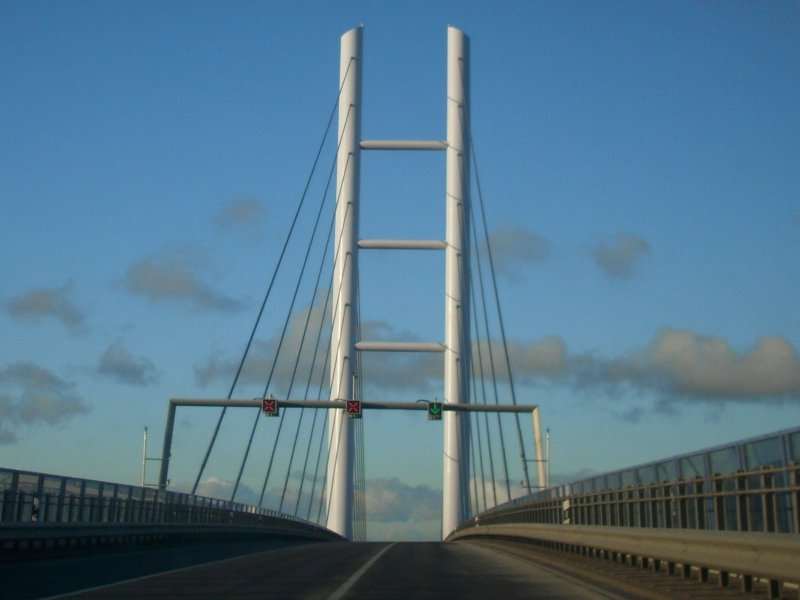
[1,539,313,600]
[33,541,645,599]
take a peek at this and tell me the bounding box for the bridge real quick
[3,25,800,600]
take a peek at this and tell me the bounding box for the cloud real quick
[363,478,442,540]
[502,329,800,406]
[548,468,598,487]
[97,342,160,386]
[365,477,441,523]
[170,476,260,505]
[638,329,800,400]
[215,199,265,230]
[194,290,800,409]
[194,298,332,392]
[123,245,242,311]
[498,336,569,381]
[367,521,440,542]
[6,281,87,334]
[193,297,441,398]
[293,476,441,540]
[353,321,443,395]
[0,362,89,443]
[483,227,551,278]
[592,233,650,279]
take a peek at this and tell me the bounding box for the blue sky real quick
[2,1,799,540]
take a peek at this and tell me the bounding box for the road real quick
[37,541,643,599]
[6,539,773,599]
[1,539,312,600]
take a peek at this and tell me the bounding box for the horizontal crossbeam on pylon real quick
[355,341,445,352]
[360,140,447,151]
[358,239,446,250]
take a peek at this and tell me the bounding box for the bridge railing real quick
[461,463,800,534]
[0,467,339,549]
[451,427,800,597]
[468,425,800,533]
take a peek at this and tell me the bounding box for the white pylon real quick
[326,26,472,541]
[442,25,471,540]
[326,26,362,540]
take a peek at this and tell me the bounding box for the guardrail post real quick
[16,490,26,521]
[718,570,729,587]
[792,464,800,534]
[56,478,66,523]
[649,484,659,528]
[714,475,725,530]
[2,471,19,522]
[625,487,634,526]
[694,477,706,530]
[762,470,776,532]
[678,480,688,528]
[735,471,748,532]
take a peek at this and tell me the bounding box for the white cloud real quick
[215,199,265,230]
[363,478,441,541]
[193,305,442,398]
[123,245,241,311]
[502,329,800,405]
[170,476,260,506]
[548,468,598,487]
[6,280,87,334]
[640,329,800,399]
[198,294,800,410]
[97,342,160,386]
[0,362,89,443]
[592,233,650,279]
[483,227,552,278]
[367,520,441,542]
[194,299,332,393]
[365,477,440,523]
[499,336,568,381]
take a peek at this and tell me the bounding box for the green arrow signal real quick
[428,402,442,421]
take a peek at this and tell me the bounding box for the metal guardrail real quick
[470,464,800,535]
[451,428,800,599]
[483,425,800,523]
[0,467,341,551]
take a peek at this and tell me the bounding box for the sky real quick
[2,1,799,541]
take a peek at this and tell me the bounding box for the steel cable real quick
[191,58,355,495]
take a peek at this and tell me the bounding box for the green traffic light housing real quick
[428,401,442,421]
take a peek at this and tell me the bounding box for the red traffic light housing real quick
[262,398,279,416]
[346,399,362,418]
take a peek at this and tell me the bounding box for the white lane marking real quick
[326,543,396,600]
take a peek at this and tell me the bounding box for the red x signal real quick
[346,400,362,417]
[262,398,279,416]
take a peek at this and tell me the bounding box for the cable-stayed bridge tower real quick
[327,26,472,539]
[156,25,543,543]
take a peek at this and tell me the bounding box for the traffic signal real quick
[346,399,362,418]
[262,397,279,417]
[428,401,442,421]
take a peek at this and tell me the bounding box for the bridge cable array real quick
[190,59,366,534]
[183,54,537,536]
[457,55,536,514]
